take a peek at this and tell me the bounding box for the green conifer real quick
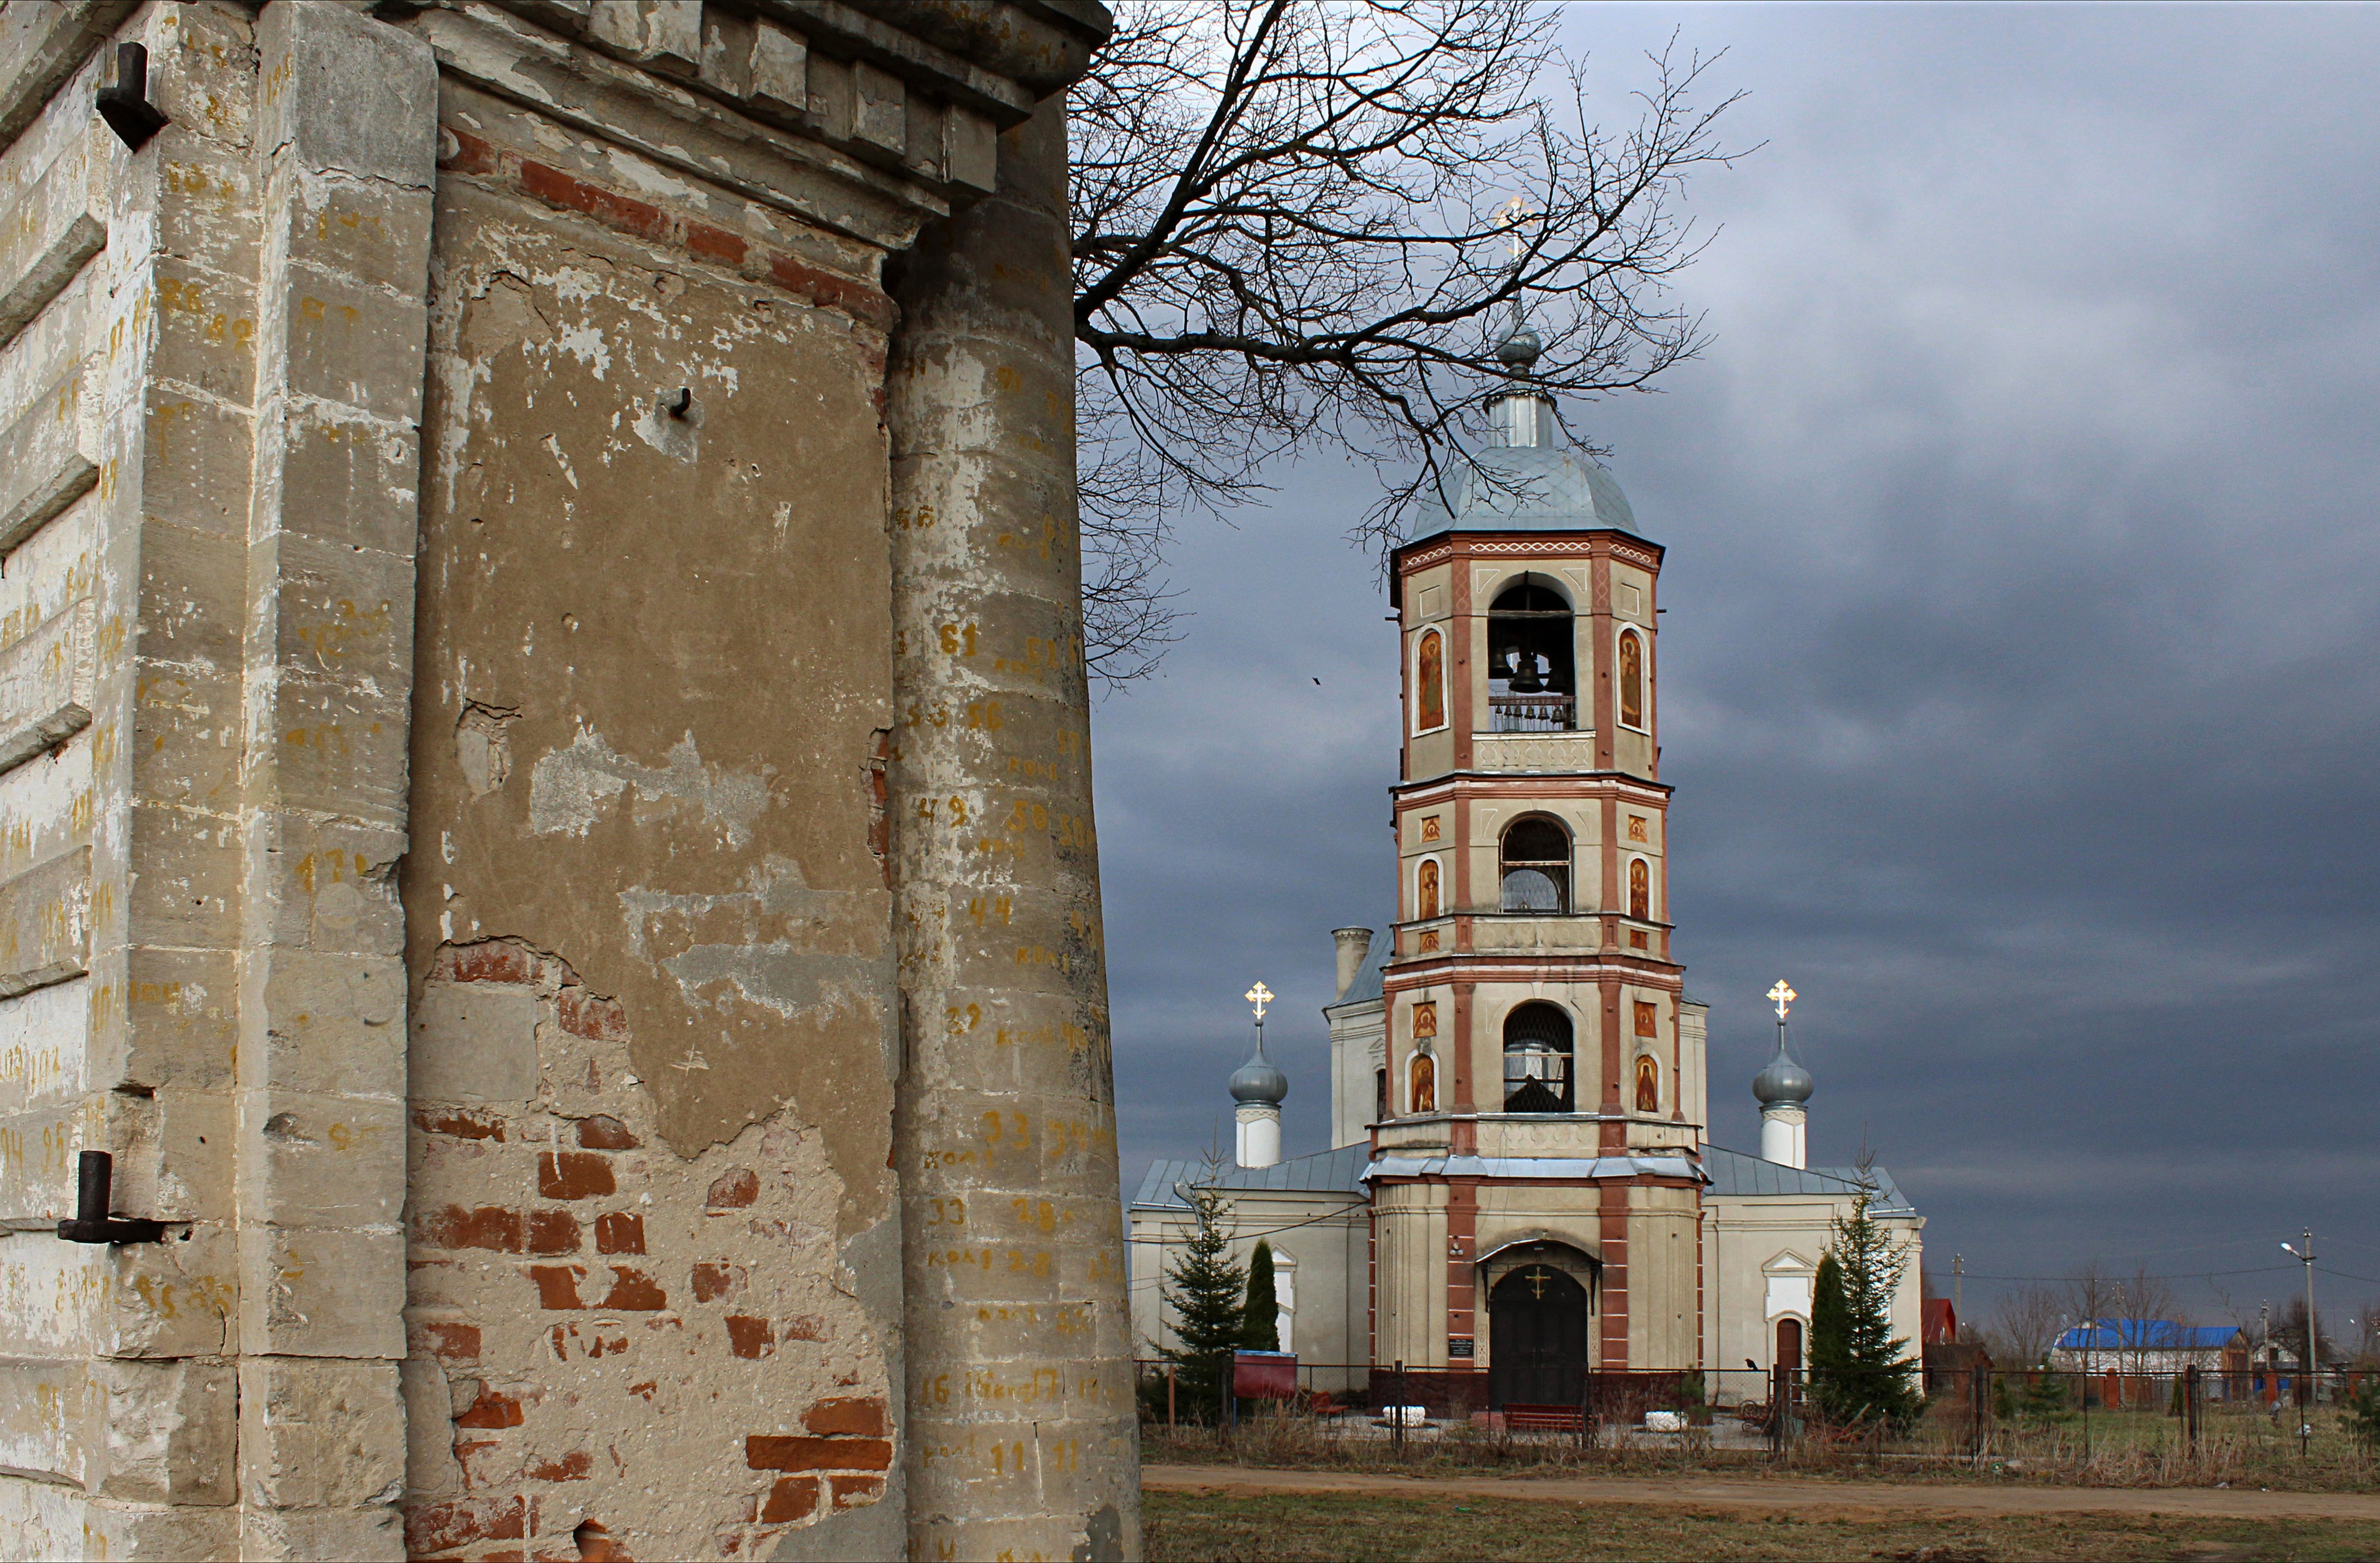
[1239,1239,1280,1352]
[1809,1176,1920,1427]
[1159,1184,1247,1422]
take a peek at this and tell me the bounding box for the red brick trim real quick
[440,126,896,333]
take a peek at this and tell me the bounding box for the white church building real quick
[1128,327,1924,1403]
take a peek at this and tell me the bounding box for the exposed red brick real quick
[419,1204,523,1253]
[830,1474,885,1510]
[594,1211,644,1255]
[574,1114,637,1150]
[526,1449,592,1482]
[453,1435,516,1490]
[764,252,898,332]
[725,1315,774,1360]
[405,1494,526,1554]
[690,1262,742,1302]
[519,158,671,245]
[744,1436,894,1473]
[437,123,505,178]
[539,1151,615,1200]
[558,989,628,1042]
[415,1106,507,1140]
[455,1387,526,1429]
[780,1314,827,1342]
[802,1397,887,1437]
[599,1266,667,1310]
[706,1168,758,1208]
[686,219,749,267]
[526,1209,581,1255]
[527,1264,585,1309]
[760,1476,819,1524]
[414,1319,482,1362]
[449,940,539,985]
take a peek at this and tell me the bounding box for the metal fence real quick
[1134,1357,2378,1467]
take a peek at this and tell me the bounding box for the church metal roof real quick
[1700,1145,1915,1214]
[1403,442,1646,545]
[2055,1320,2244,1353]
[1130,1143,1373,1208]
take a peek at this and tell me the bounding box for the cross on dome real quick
[1766,980,1796,1021]
[1245,981,1274,1022]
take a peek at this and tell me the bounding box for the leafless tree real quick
[1982,1282,2067,1370]
[2113,1264,2184,1376]
[1070,0,1746,683]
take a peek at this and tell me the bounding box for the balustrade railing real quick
[1488,693,1575,732]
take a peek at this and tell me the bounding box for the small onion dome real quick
[1753,1040,1813,1108]
[1495,323,1542,368]
[1230,1043,1288,1106]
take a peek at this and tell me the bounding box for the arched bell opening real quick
[1487,576,1575,732]
[1501,1000,1575,1113]
[1499,816,1571,914]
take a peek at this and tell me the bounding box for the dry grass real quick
[1145,1489,2380,1562]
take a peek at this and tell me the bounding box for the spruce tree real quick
[1810,1178,1920,1427]
[1239,1239,1280,1352]
[1160,1184,1247,1422]
[1809,1251,1849,1394]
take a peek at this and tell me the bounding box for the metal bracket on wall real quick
[55,1151,166,1244]
[95,42,169,152]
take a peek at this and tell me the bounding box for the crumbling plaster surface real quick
[400,84,905,1558]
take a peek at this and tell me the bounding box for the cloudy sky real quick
[1089,4,2380,1332]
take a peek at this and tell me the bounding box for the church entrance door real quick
[1488,1263,1589,1409]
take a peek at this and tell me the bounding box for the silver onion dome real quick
[1752,1037,1813,1108]
[1229,1039,1287,1106]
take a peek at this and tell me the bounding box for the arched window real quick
[1616,628,1646,730]
[1628,857,1650,921]
[1416,858,1440,920]
[1488,577,1575,732]
[1409,1050,1436,1114]
[1500,817,1570,913]
[1414,627,1446,733]
[1502,1003,1574,1113]
[1374,1068,1389,1124]
[1634,1053,1660,1114]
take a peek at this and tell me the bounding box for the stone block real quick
[240,947,406,1098]
[0,595,93,776]
[0,1354,95,1485]
[399,1353,464,1500]
[0,1227,104,1357]
[125,1085,237,1226]
[276,176,434,302]
[251,814,407,957]
[136,518,246,673]
[91,1356,235,1504]
[242,1504,404,1562]
[268,268,431,427]
[946,105,997,194]
[0,843,91,997]
[268,679,411,827]
[269,393,425,557]
[104,1221,238,1359]
[409,981,540,1104]
[590,0,701,77]
[140,389,254,537]
[125,803,238,951]
[264,530,415,695]
[241,1088,407,1229]
[151,255,259,405]
[129,663,241,812]
[0,976,87,1119]
[853,62,905,155]
[0,139,102,347]
[0,3,135,148]
[749,19,808,119]
[239,1222,406,1360]
[237,1356,404,1509]
[257,0,437,189]
[116,943,239,1095]
[0,363,97,555]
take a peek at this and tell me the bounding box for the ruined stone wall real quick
[0,2,1123,1557]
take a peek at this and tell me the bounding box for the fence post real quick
[1167,1363,1176,1436]
[2184,1364,2199,1454]
[1393,1359,1407,1453]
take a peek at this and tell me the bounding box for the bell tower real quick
[1366,328,1707,1376]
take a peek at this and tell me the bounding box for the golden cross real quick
[1245,981,1273,1022]
[1766,980,1796,1022]
[1528,1267,1548,1300]
[1497,195,1536,266]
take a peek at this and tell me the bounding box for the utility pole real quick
[2283,1231,2319,1440]
[1953,1254,1963,1332]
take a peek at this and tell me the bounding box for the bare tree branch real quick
[1070,1,1748,685]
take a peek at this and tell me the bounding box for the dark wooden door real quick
[1776,1317,1803,1372]
[1488,1264,1589,1408]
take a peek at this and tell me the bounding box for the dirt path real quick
[1141,1463,2380,1522]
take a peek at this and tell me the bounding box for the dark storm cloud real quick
[1093,5,2380,1323]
